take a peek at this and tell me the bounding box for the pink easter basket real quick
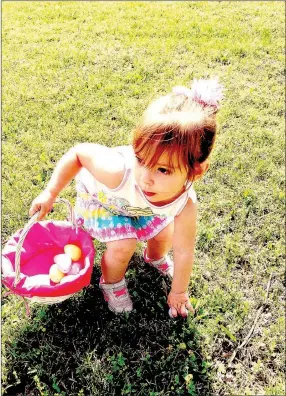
[1,198,95,305]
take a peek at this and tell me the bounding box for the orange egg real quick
[49,264,65,283]
[64,244,82,261]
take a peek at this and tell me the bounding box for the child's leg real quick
[101,238,137,283]
[99,238,137,313]
[146,222,174,259]
[145,222,174,278]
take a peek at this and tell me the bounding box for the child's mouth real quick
[143,191,156,197]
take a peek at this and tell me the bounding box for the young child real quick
[29,78,223,318]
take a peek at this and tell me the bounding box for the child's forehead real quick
[154,151,180,168]
[136,144,183,170]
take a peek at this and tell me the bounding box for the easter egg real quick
[168,307,188,319]
[67,262,82,275]
[54,253,72,273]
[60,274,76,284]
[64,244,82,261]
[49,264,65,283]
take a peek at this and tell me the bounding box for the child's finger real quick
[29,203,40,217]
[29,208,34,217]
[180,305,188,317]
[186,300,195,314]
[35,204,48,220]
[38,207,49,220]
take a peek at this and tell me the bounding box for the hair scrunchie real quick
[172,77,224,110]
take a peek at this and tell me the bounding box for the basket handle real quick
[13,198,76,287]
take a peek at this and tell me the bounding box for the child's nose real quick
[140,168,153,186]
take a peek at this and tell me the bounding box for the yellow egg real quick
[49,264,65,283]
[64,244,82,261]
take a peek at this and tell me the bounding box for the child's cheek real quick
[134,167,140,184]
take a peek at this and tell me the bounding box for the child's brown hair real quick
[133,79,223,179]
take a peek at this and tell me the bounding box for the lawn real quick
[1,1,285,395]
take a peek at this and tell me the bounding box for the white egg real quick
[54,254,72,273]
[60,274,77,284]
[67,262,82,275]
[168,307,188,318]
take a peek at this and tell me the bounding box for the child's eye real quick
[158,167,171,175]
[135,156,143,164]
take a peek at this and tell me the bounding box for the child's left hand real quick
[167,290,195,318]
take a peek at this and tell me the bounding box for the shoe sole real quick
[108,304,133,314]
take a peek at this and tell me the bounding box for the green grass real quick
[2,1,285,395]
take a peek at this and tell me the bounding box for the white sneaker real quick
[143,248,174,278]
[99,276,133,313]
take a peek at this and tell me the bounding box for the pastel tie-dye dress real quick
[74,146,197,243]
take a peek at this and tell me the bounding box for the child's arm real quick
[168,199,197,317]
[29,143,125,219]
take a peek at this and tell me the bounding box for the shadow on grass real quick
[3,253,212,396]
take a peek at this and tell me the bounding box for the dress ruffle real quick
[75,194,173,242]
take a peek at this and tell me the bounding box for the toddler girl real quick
[29,78,223,318]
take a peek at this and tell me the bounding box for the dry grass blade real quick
[228,273,274,366]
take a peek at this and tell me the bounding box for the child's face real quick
[134,151,189,205]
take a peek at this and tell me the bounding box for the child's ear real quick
[201,160,210,174]
[190,161,209,181]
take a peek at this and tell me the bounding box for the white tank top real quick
[75,145,196,218]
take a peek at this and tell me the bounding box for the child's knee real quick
[105,239,137,262]
[151,223,174,243]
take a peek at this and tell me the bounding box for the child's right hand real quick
[29,189,57,220]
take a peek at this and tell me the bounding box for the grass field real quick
[1,1,285,395]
